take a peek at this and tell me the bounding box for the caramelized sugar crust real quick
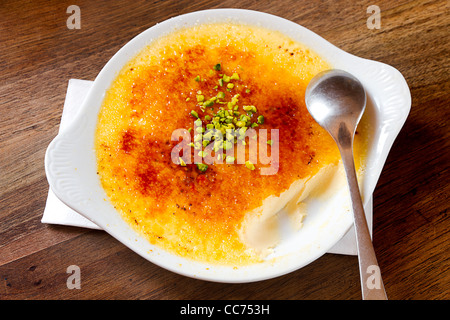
[95,24,365,265]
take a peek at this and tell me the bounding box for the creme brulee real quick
[95,23,367,265]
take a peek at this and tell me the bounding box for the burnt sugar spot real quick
[133,138,174,198]
[121,129,138,154]
[185,45,206,58]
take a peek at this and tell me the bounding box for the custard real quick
[95,23,367,265]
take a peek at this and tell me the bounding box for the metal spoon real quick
[305,69,387,300]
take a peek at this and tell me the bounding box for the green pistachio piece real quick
[245,161,255,170]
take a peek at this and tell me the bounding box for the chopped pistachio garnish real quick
[213,140,222,152]
[195,126,204,134]
[194,133,202,142]
[203,131,213,140]
[243,105,257,113]
[238,126,247,136]
[197,163,208,172]
[179,157,186,166]
[226,156,235,164]
[203,100,214,107]
[194,118,202,127]
[245,160,255,170]
[235,120,245,127]
[257,115,265,124]
[182,63,268,172]
[267,140,273,145]
[190,110,199,118]
[223,140,233,150]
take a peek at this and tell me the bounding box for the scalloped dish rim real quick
[44,9,411,283]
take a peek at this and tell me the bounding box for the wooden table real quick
[1,0,448,300]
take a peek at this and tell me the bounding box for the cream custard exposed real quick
[238,160,359,259]
[95,23,367,265]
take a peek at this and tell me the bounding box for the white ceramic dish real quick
[45,9,410,283]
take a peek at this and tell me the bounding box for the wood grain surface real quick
[0,0,448,300]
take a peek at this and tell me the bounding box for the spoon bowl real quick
[305,69,366,147]
[305,69,387,300]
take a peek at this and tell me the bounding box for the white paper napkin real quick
[42,79,101,230]
[42,79,373,255]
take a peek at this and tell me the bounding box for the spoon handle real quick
[340,146,388,300]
